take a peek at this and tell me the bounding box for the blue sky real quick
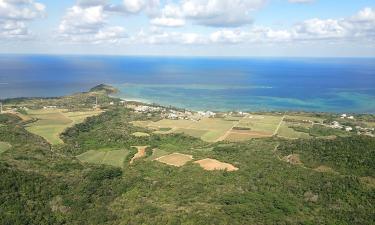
[0,0,374,56]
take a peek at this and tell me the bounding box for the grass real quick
[277,121,310,139]
[25,109,102,145]
[175,128,209,138]
[76,149,129,168]
[131,132,150,137]
[0,141,11,154]
[148,148,168,161]
[238,115,282,134]
[132,114,329,143]
[133,118,235,142]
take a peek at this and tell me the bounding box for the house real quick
[345,127,353,132]
[331,121,343,129]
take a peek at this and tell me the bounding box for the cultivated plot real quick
[0,141,11,155]
[155,153,193,167]
[26,109,102,145]
[77,149,129,168]
[194,158,238,172]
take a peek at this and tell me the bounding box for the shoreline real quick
[2,86,375,115]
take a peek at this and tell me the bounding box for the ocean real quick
[0,55,374,113]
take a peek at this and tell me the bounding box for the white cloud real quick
[182,0,265,27]
[209,7,375,44]
[106,0,160,16]
[0,0,45,39]
[210,30,248,44]
[150,17,185,27]
[150,0,265,28]
[150,4,185,27]
[57,2,126,44]
[135,28,207,45]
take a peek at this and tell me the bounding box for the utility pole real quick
[0,102,2,114]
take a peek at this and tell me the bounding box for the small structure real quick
[345,127,353,132]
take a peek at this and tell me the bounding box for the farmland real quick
[132,113,323,142]
[0,141,11,154]
[76,149,129,168]
[25,109,103,145]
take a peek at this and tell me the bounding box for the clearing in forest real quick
[155,153,193,167]
[130,146,148,164]
[194,158,238,171]
[77,149,129,168]
[131,132,150,137]
[0,141,11,154]
[283,154,302,165]
[25,109,102,145]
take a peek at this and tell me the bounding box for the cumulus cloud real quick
[57,1,127,44]
[209,7,375,44]
[0,0,46,39]
[182,0,265,27]
[57,0,162,43]
[134,28,207,45]
[106,0,160,16]
[150,4,185,27]
[151,0,265,28]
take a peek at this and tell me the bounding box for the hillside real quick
[89,84,119,95]
[0,87,374,225]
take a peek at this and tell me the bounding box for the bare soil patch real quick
[155,153,193,167]
[194,158,238,172]
[130,146,148,164]
[283,154,302,165]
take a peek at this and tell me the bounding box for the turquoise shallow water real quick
[0,55,374,113]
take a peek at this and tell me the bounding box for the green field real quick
[131,132,150,137]
[0,141,11,154]
[237,115,283,134]
[76,149,129,168]
[133,118,236,142]
[132,114,331,142]
[277,121,311,139]
[25,109,102,145]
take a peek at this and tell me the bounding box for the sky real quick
[0,0,374,57]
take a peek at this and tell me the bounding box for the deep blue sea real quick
[0,55,374,113]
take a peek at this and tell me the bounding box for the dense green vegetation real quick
[278,136,375,176]
[0,89,374,225]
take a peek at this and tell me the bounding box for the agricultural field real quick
[277,121,311,139]
[131,132,150,137]
[155,153,193,167]
[133,114,290,142]
[25,109,102,145]
[194,158,238,171]
[0,141,11,154]
[76,149,129,168]
[148,148,168,161]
